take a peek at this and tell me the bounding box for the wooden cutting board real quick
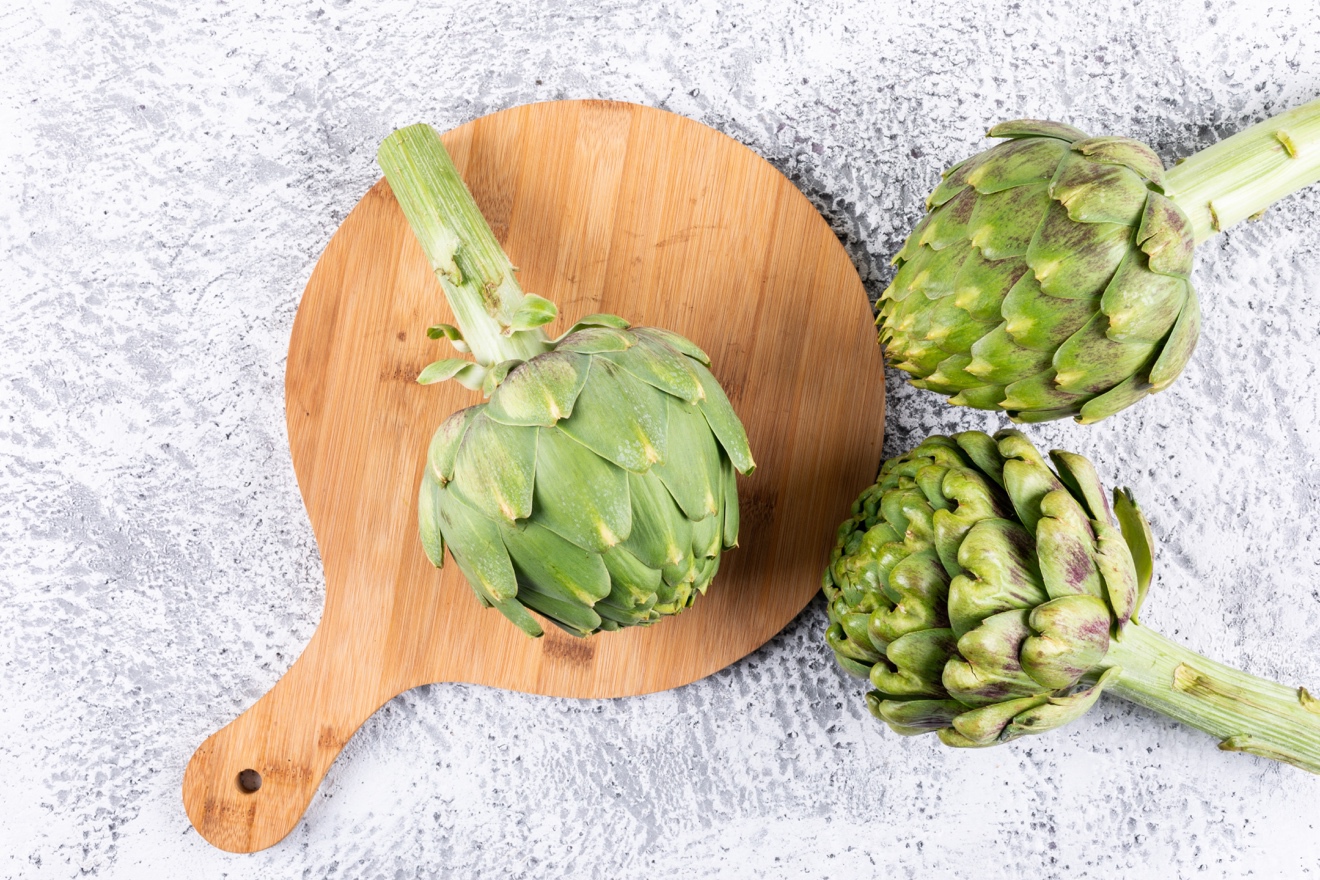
[182,100,885,853]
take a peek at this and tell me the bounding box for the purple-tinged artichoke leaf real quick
[1113,488,1154,619]
[987,119,1089,142]
[1071,136,1166,186]
[1147,290,1201,391]
[1021,594,1111,690]
[1050,152,1149,225]
[1035,488,1102,601]
[965,137,1071,194]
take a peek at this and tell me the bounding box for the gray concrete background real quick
[4,0,1320,877]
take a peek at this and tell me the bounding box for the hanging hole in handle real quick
[236,768,263,793]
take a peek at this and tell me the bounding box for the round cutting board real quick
[183,100,885,852]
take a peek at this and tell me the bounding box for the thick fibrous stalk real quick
[1165,97,1320,243]
[1107,625,1320,773]
[378,124,549,366]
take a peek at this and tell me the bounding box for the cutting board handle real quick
[182,629,395,852]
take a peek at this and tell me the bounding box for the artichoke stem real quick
[1165,96,1320,243]
[1105,624,1320,773]
[378,124,551,367]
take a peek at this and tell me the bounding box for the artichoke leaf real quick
[427,406,479,485]
[652,397,723,520]
[1052,311,1159,395]
[1137,192,1196,277]
[1035,489,1103,601]
[951,251,1029,325]
[873,698,966,735]
[417,358,477,385]
[691,511,722,561]
[949,519,1050,636]
[987,119,1088,142]
[601,543,663,607]
[952,431,1008,487]
[947,383,1009,411]
[1147,290,1201,392]
[1094,520,1139,627]
[417,472,446,568]
[967,324,1054,385]
[436,489,518,602]
[690,360,754,479]
[1071,136,1165,186]
[602,332,704,404]
[1002,666,1120,741]
[967,182,1052,260]
[919,187,977,250]
[965,136,1071,193]
[720,453,740,548]
[632,327,711,366]
[946,609,1047,703]
[485,351,591,427]
[449,413,537,524]
[873,627,959,697]
[1112,488,1154,617]
[951,695,1051,745]
[828,622,882,664]
[1021,594,1112,690]
[1076,375,1152,425]
[1001,271,1099,353]
[560,313,631,337]
[518,588,603,638]
[483,592,543,637]
[1049,449,1113,523]
[1025,201,1131,301]
[999,430,1066,535]
[622,468,692,570]
[870,550,950,643]
[557,358,668,473]
[1049,151,1149,225]
[500,518,612,604]
[509,293,558,331]
[531,426,632,553]
[915,239,975,299]
[999,370,1088,413]
[557,326,634,354]
[1098,251,1189,345]
[835,652,876,679]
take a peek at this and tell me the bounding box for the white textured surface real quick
[4,0,1320,876]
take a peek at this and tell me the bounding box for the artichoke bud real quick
[420,321,755,638]
[823,430,1153,748]
[879,120,1200,423]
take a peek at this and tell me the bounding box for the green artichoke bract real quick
[379,125,754,638]
[824,430,1320,772]
[880,99,1320,422]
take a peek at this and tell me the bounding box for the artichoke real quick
[823,430,1320,772]
[880,98,1320,422]
[379,125,755,638]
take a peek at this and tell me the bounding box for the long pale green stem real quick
[377,124,549,366]
[1105,624,1320,773]
[1165,97,1320,244]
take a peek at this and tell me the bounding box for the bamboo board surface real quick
[182,100,885,853]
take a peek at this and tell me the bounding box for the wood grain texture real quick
[182,100,885,853]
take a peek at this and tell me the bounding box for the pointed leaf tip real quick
[417,358,476,385]
[1112,487,1154,618]
[509,293,558,331]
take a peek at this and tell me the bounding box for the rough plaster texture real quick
[4,0,1320,877]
